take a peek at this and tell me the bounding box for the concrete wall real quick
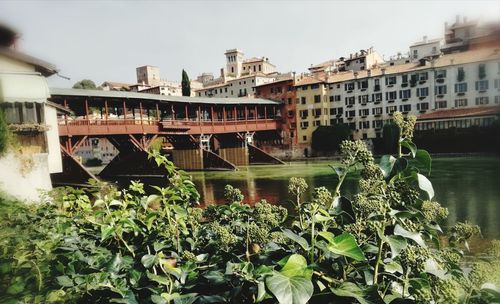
[0,152,52,202]
[45,105,62,173]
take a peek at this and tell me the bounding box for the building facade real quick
[295,48,500,151]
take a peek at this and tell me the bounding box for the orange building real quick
[255,77,297,148]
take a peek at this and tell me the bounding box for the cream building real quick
[196,74,276,98]
[0,25,63,201]
[296,48,500,150]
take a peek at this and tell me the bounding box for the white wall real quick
[45,105,62,173]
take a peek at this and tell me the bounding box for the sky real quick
[0,0,499,88]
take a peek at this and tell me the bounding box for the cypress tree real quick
[181,69,191,96]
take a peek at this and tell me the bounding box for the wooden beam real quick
[72,135,88,154]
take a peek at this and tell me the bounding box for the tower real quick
[136,65,161,86]
[224,49,244,78]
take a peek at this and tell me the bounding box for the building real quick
[295,47,500,151]
[196,74,276,98]
[0,24,63,201]
[101,81,133,91]
[410,36,442,60]
[308,47,384,75]
[255,76,297,148]
[442,16,500,54]
[135,65,183,96]
[74,137,118,165]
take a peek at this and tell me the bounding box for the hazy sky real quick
[1,1,499,88]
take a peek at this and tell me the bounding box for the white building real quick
[296,47,500,147]
[196,74,276,98]
[0,25,63,202]
[410,36,442,60]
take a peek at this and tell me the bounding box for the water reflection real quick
[187,157,500,239]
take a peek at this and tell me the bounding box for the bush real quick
[1,113,499,303]
[311,124,351,153]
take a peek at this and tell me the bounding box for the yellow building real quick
[294,75,329,152]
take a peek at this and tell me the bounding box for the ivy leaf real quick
[400,139,417,158]
[318,232,366,261]
[415,149,432,175]
[384,260,404,274]
[379,155,397,178]
[141,254,158,268]
[100,225,115,241]
[147,271,170,286]
[56,275,74,287]
[384,235,408,259]
[423,259,448,279]
[330,282,375,304]
[282,229,310,251]
[394,225,426,247]
[417,173,434,200]
[265,254,313,304]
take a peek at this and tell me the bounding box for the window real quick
[301,97,306,104]
[478,64,486,79]
[495,96,500,104]
[314,95,321,103]
[495,79,500,89]
[301,85,308,90]
[457,67,465,82]
[399,89,411,99]
[399,104,411,112]
[412,49,418,59]
[359,109,369,117]
[372,93,383,102]
[359,121,370,129]
[299,110,309,119]
[344,82,355,91]
[386,106,397,114]
[454,98,468,107]
[416,87,429,97]
[419,72,428,81]
[435,85,447,95]
[330,118,344,125]
[287,98,292,105]
[385,76,397,86]
[314,108,322,117]
[311,84,320,89]
[475,97,489,105]
[330,95,341,102]
[2,102,44,124]
[435,100,447,109]
[455,83,468,93]
[313,120,321,126]
[401,74,408,84]
[300,121,309,129]
[372,107,383,115]
[417,103,429,111]
[435,69,447,78]
[373,120,383,129]
[346,110,356,118]
[358,80,368,89]
[329,107,343,116]
[475,80,489,92]
[358,95,369,104]
[345,96,355,106]
[329,96,334,102]
[386,91,397,101]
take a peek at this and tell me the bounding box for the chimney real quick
[220,68,224,78]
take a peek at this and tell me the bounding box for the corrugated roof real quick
[49,87,279,105]
[418,106,500,120]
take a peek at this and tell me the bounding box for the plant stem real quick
[373,238,383,285]
[310,206,316,263]
[334,171,347,198]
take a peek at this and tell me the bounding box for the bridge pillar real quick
[172,149,204,170]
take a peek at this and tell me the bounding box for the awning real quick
[0,72,50,103]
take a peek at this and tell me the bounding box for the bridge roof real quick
[50,88,280,105]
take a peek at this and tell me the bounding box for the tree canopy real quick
[311,124,351,152]
[382,122,400,154]
[72,79,97,90]
[181,70,191,96]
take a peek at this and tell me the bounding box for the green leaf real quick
[141,254,158,268]
[280,254,311,278]
[394,225,426,247]
[282,229,310,251]
[318,232,366,261]
[400,139,417,157]
[101,225,115,240]
[331,282,375,304]
[384,235,408,258]
[56,275,74,287]
[266,271,313,304]
[379,155,397,178]
[423,258,448,279]
[384,260,403,274]
[147,271,170,286]
[417,173,434,200]
[415,149,432,175]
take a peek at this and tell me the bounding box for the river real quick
[95,156,500,239]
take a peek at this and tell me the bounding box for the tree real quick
[311,124,351,153]
[181,69,191,96]
[382,121,400,154]
[0,108,11,156]
[72,79,97,90]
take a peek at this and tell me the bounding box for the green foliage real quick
[382,121,400,154]
[0,111,498,303]
[311,124,351,153]
[72,79,97,90]
[181,69,191,97]
[0,108,11,156]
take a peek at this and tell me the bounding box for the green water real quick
[186,156,500,239]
